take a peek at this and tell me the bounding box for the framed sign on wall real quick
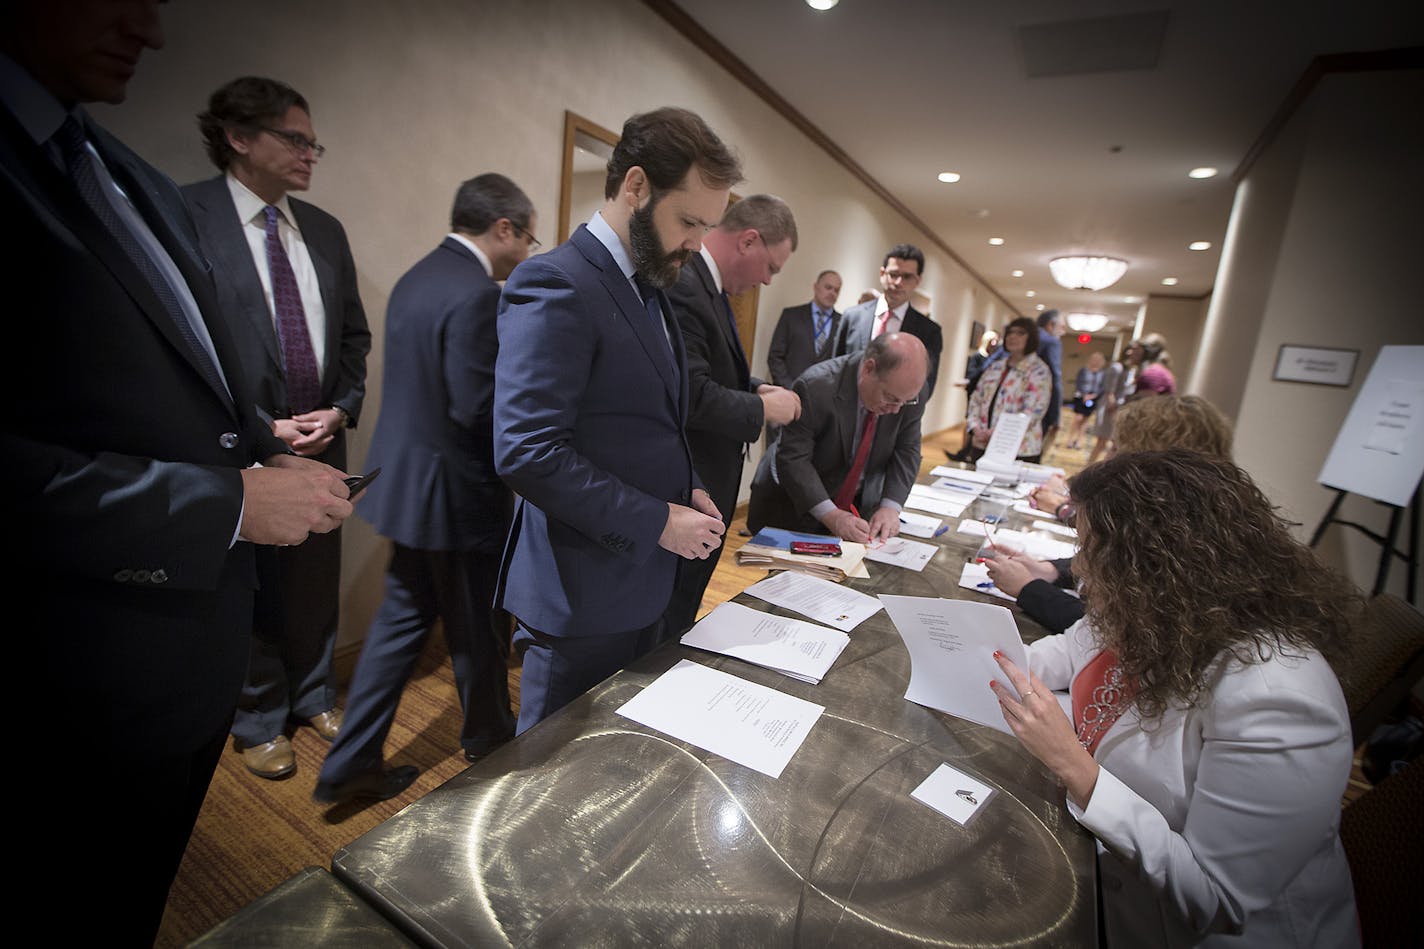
[1272,344,1359,387]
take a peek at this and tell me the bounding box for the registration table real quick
[332,486,1097,946]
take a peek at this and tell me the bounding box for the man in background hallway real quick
[1,1,354,940]
[495,108,742,731]
[833,244,942,398]
[767,269,842,388]
[184,76,372,781]
[662,194,802,637]
[314,174,539,805]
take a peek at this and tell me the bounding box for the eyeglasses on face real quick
[511,223,542,252]
[259,127,326,158]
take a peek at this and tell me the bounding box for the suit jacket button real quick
[150,569,168,584]
[219,432,240,449]
[113,569,133,583]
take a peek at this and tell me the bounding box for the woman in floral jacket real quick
[965,316,1052,461]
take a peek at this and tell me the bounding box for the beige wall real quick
[1194,69,1424,598]
[96,0,1017,646]
[1140,294,1207,387]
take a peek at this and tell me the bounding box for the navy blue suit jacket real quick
[0,107,286,751]
[360,237,510,553]
[494,224,699,638]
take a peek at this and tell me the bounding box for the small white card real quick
[898,510,945,538]
[1011,500,1056,519]
[956,519,989,537]
[911,763,996,825]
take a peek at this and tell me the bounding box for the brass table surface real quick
[332,492,1096,947]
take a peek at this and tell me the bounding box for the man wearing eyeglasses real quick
[184,76,371,781]
[660,194,802,638]
[748,332,927,543]
[832,243,943,399]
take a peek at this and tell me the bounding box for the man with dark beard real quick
[494,108,742,731]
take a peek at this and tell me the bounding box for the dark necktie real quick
[263,205,322,414]
[833,410,878,512]
[718,291,745,360]
[633,275,678,377]
[56,115,229,399]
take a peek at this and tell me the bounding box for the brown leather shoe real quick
[240,736,295,779]
[309,709,342,742]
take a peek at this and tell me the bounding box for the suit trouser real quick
[514,618,664,734]
[232,526,341,745]
[318,543,514,783]
[663,540,726,641]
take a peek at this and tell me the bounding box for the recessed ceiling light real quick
[1025,290,1036,297]
[806,0,839,10]
[937,171,961,183]
[1036,304,1046,311]
[1011,269,1024,278]
[1188,241,1212,251]
[988,237,1005,245]
[1123,296,1141,304]
[1161,277,1179,286]
[1188,167,1218,179]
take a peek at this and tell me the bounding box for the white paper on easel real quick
[1318,346,1424,507]
[1363,380,1424,455]
[879,595,1029,734]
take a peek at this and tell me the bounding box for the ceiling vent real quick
[1018,10,1170,78]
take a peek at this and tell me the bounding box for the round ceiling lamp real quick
[1065,312,1109,333]
[1049,255,1128,291]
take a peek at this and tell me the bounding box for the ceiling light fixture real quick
[1066,312,1109,333]
[1188,241,1212,251]
[1026,290,1036,297]
[1048,255,1128,291]
[1011,269,1024,277]
[805,0,839,10]
[1035,304,1046,311]
[1188,167,1218,179]
[1161,277,1179,286]
[937,171,961,183]
[988,237,1005,245]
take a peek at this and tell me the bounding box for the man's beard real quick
[629,198,691,289]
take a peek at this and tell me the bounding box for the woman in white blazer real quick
[990,450,1361,947]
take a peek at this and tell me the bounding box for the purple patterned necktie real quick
[263,204,321,414]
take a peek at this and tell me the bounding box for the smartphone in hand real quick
[343,467,382,496]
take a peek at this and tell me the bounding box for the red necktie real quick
[834,411,878,511]
[874,308,892,338]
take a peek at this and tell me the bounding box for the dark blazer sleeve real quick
[667,266,763,443]
[774,371,838,517]
[1016,579,1086,634]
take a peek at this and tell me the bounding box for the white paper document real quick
[983,528,1077,561]
[1011,500,1055,519]
[981,412,1031,466]
[898,510,945,538]
[616,659,824,779]
[879,594,1029,733]
[958,562,1016,602]
[680,601,850,684]
[864,537,937,572]
[911,763,995,825]
[906,485,970,517]
[744,570,883,632]
[930,466,996,485]
[956,519,989,537]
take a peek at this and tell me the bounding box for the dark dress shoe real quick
[312,765,418,805]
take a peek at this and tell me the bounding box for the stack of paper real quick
[616,659,824,779]
[905,484,971,518]
[736,527,869,581]
[680,601,849,683]
[744,570,883,632]
[864,536,938,572]
[897,510,945,538]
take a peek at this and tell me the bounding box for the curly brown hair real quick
[1114,394,1233,458]
[1069,449,1358,721]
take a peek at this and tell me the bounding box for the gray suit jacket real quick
[766,301,839,387]
[182,175,371,469]
[833,299,943,398]
[747,353,923,534]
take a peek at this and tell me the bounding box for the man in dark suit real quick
[767,269,842,387]
[832,243,943,398]
[314,174,537,805]
[495,107,741,732]
[749,333,927,544]
[0,2,354,941]
[662,195,802,636]
[184,77,371,780]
